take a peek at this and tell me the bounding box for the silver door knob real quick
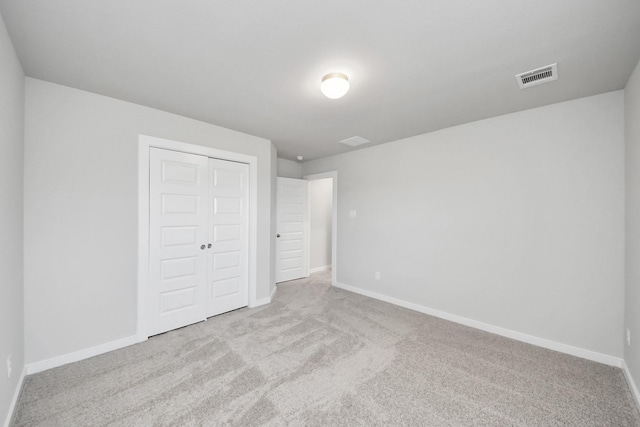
[276,234,280,238]
[200,244,206,250]
[208,243,212,248]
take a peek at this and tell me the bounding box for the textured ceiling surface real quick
[2,0,640,160]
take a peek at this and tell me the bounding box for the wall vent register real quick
[339,136,371,147]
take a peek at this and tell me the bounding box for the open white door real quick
[276,177,309,283]
[149,148,208,336]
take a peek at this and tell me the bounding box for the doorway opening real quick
[308,178,333,274]
[305,172,337,285]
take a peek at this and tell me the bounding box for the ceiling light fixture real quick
[321,72,349,99]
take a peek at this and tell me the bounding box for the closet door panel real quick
[149,148,208,335]
[207,159,249,317]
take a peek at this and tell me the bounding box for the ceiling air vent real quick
[515,63,557,89]
[339,136,370,147]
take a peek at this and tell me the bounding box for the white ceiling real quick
[2,1,640,160]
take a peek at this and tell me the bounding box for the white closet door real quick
[149,148,208,336]
[207,158,249,317]
[276,177,309,283]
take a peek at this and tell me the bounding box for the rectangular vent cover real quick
[516,63,557,89]
[339,136,370,147]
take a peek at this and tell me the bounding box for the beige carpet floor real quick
[11,271,640,426]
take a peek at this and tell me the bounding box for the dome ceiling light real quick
[321,72,349,99]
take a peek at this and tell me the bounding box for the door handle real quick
[200,244,206,250]
[276,234,281,238]
[208,243,212,248]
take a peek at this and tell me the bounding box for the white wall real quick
[277,158,303,178]
[309,178,332,271]
[625,58,640,394]
[303,91,625,358]
[0,11,24,425]
[24,78,275,365]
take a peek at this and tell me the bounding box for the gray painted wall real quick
[309,178,332,270]
[24,78,274,365]
[303,92,625,358]
[625,59,640,393]
[277,158,303,178]
[0,11,24,425]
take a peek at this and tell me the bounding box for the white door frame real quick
[303,171,338,285]
[137,134,258,340]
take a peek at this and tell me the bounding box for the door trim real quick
[137,134,258,340]
[303,171,338,286]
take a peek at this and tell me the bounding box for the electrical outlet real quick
[375,272,380,280]
[6,355,11,379]
[627,328,631,347]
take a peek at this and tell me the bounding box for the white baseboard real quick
[3,365,26,427]
[334,281,623,368]
[310,265,331,274]
[622,360,640,411]
[25,335,145,375]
